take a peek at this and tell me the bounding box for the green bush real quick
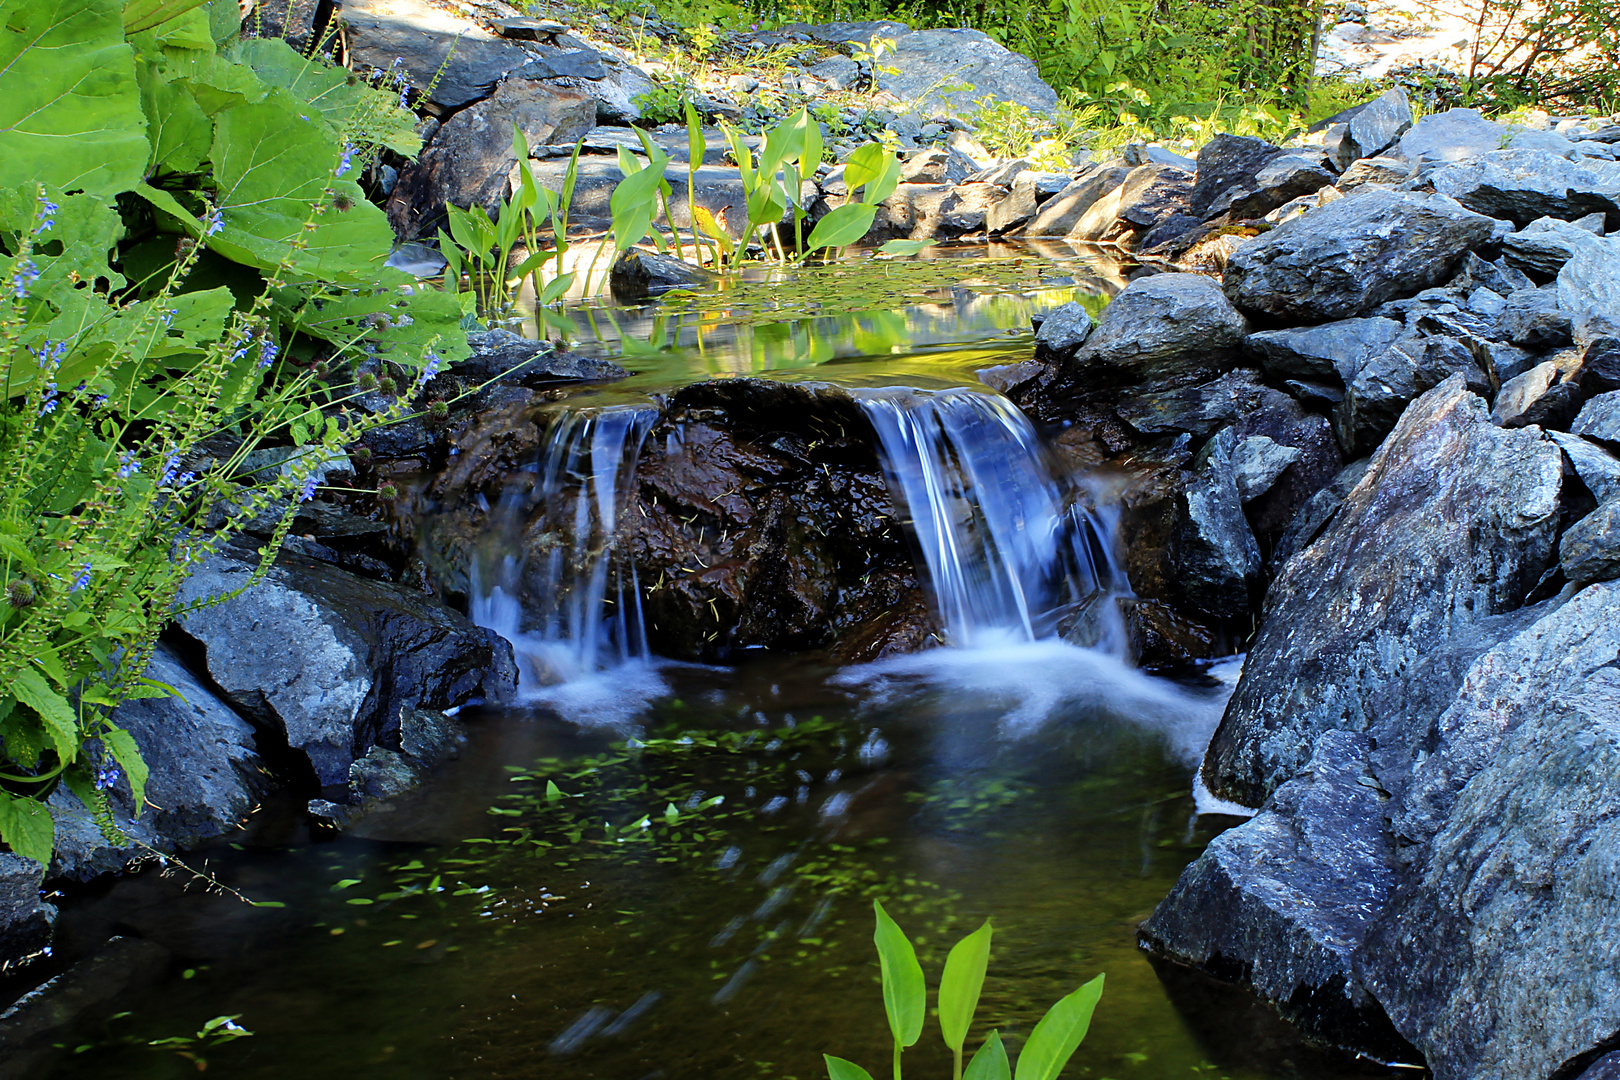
[0,0,466,863]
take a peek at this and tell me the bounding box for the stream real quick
[32,248,1405,1080]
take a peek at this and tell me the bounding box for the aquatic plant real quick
[827,902,1105,1080]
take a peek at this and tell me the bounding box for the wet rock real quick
[453,329,628,389]
[1550,430,1620,500]
[1031,301,1093,358]
[875,29,1058,113]
[1223,190,1497,323]
[1117,597,1216,668]
[1231,435,1301,501]
[984,171,1038,234]
[386,80,598,239]
[175,547,518,785]
[1140,732,1411,1059]
[1393,108,1509,166]
[1244,316,1403,383]
[1113,369,1272,439]
[1559,499,1620,582]
[1574,390,1620,442]
[1431,148,1620,228]
[1063,273,1249,391]
[1333,334,1490,456]
[348,746,422,801]
[341,0,533,110]
[0,856,52,968]
[1203,377,1563,805]
[609,249,718,301]
[47,644,264,882]
[1270,457,1370,570]
[1023,161,1131,236]
[1336,155,1412,189]
[1361,581,1620,1079]
[1164,428,1261,621]
[1492,359,1583,428]
[1501,215,1608,276]
[0,938,170,1051]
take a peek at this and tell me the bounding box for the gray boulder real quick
[1337,155,1413,188]
[899,147,980,185]
[985,171,1038,233]
[1114,368,1274,438]
[1491,360,1582,429]
[1270,457,1371,570]
[1431,148,1620,227]
[1065,273,1248,389]
[1333,334,1490,456]
[610,249,718,300]
[1165,428,1261,620]
[1223,190,1498,323]
[48,644,263,881]
[176,547,518,785]
[1497,288,1573,347]
[1111,163,1196,233]
[807,54,859,90]
[0,855,52,967]
[1361,581,1620,1079]
[1188,134,1286,219]
[1330,87,1413,167]
[875,29,1057,113]
[1203,377,1564,805]
[386,80,598,240]
[454,329,628,388]
[1231,435,1302,501]
[1500,214,1608,276]
[1244,316,1403,383]
[1558,236,1620,344]
[1023,161,1131,236]
[1560,499,1620,583]
[1394,108,1509,166]
[1140,731,1410,1058]
[1031,301,1093,358]
[1549,430,1620,501]
[341,0,533,110]
[1574,390,1620,442]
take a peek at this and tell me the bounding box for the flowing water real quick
[28,250,1407,1080]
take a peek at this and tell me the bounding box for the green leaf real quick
[102,728,150,810]
[0,791,54,865]
[879,239,938,256]
[842,142,889,192]
[545,780,565,802]
[0,0,149,198]
[1013,974,1105,1080]
[825,1056,876,1080]
[805,203,878,252]
[137,63,213,174]
[231,39,419,155]
[873,899,926,1049]
[685,100,705,175]
[11,669,79,762]
[940,919,993,1054]
[610,157,670,254]
[124,0,211,33]
[965,1030,1010,1080]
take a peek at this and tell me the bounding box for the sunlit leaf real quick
[1013,973,1105,1080]
[940,919,993,1055]
[805,203,878,252]
[964,1030,1011,1080]
[825,1055,876,1080]
[873,899,925,1049]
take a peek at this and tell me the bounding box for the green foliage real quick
[633,72,697,126]
[828,908,1104,1080]
[0,0,454,862]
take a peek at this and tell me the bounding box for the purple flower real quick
[203,209,225,236]
[35,196,58,235]
[229,332,253,363]
[257,337,278,369]
[12,259,39,298]
[158,453,179,485]
[70,563,91,592]
[299,473,320,501]
[116,452,140,479]
[91,394,108,408]
[158,308,177,327]
[38,381,58,415]
[335,144,356,178]
[415,351,441,389]
[94,761,120,790]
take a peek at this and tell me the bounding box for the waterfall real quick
[470,404,662,720]
[855,387,1129,653]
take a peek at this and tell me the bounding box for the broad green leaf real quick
[102,728,151,810]
[824,1056,876,1080]
[10,668,79,762]
[0,0,149,197]
[842,142,889,192]
[873,899,926,1048]
[124,0,211,33]
[685,100,705,175]
[745,173,786,233]
[800,110,824,185]
[231,39,420,155]
[131,183,203,235]
[940,919,993,1054]
[546,780,565,802]
[805,203,878,252]
[863,150,902,204]
[537,272,574,304]
[610,159,670,253]
[0,791,54,865]
[1013,974,1105,1080]
[137,59,213,174]
[964,1030,1010,1080]
[879,239,938,256]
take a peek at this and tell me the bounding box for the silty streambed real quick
[32,251,1405,1079]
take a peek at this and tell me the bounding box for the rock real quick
[807,54,859,91]
[867,181,1003,240]
[1336,155,1413,189]
[1497,287,1573,347]
[1114,369,1273,438]
[453,329,627,388]
[1063,273,1248,391]
[1557,236,1620,344]
[1559,499,1620,582]
[1188,134,1286,219]
[1223,190,1497,323]
[875,29,1058,113]
[1574,390,1620,442]
[386,80,598,240]
[176,547,518,785]
[47,644,263,881]
[1232,154,1337,219]
[1451,249,1536,295]
[1231,435,1302,501]
[1203,377,1563,805]
[1271,457,1371,570]
[491,16,567,39]
[1501,215,1610,275]
[514,48,607,80]
[1492,359,1583,428]
[348,746,422,801]
[1333,334,1490,455]
[0,856,52,968]
[899,148,978,185]
[1431,148,1620,227]
[1031,301,1093,358]
[1110,163,1195,234]
[1244,316,1403,383]
[0,937,170,1051]
[1116,597,1216,668]
[984,170,1038,233]
[1164,428,1261,620]
[1360,581,1620,1079]
[1549,430,1620,501]
[1339,87,1413,166]
[341,0,534,110]
[1393,108,1508,166]
[1022,160,1130,236]
[609,249,718,301]
[1121,142,1196,171]
[1140,731,1410,1059]
[1580,1053,1620,1080]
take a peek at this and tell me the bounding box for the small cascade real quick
[470,404,660,716]
[855,387,1130,652]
